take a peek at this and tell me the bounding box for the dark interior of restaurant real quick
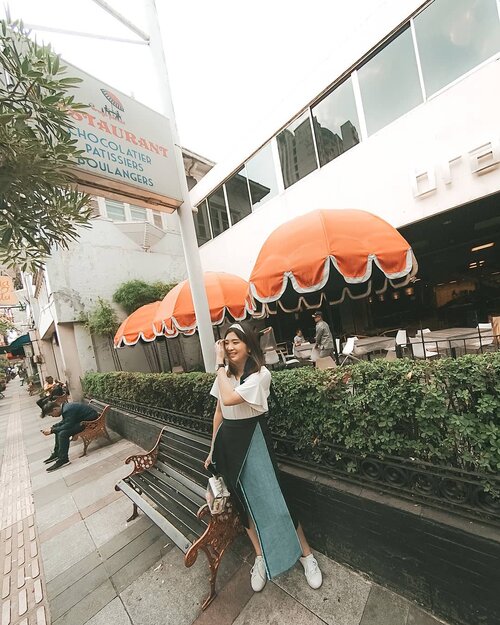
[269,193,500,345]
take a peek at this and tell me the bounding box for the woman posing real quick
[205,323,322,592]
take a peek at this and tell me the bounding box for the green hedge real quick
[82,352,500,474]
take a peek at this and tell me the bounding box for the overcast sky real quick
[3,0,376,162]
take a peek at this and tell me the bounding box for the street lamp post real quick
[18,0,217,372]
[143,0,216,372]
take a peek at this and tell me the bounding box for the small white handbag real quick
[205,475,230,515]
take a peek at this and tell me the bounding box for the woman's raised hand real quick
[215,339,225,363]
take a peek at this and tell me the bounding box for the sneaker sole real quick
[46,461,70,472]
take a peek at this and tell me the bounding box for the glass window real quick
[414,0,500,97]
[130,205,147,221]
[194,200,212,246]
[105,200,125,221]
[245,144,278,210]
[152,210,163,229]
[225,168,252,225]
[358,26,423,136]
[312,78,361,167]
[207,187,229,237]
[277,111,318,188]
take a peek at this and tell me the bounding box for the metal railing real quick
[91,396,500,526]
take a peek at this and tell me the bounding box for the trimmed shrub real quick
[113,280,176,315]
[82,352,500,474]
[82,370,215,419]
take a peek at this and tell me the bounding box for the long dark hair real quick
[224,325,265,381]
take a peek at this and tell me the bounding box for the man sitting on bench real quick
[41,401,99,472]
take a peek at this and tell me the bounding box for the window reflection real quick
[358,26,423,136]
[414,0,500,97]
[194,200,212,246]
[312,78,360,167]
[277,111,318,188]
[152,211,163,229]
[207,187,229,237]
[105,200,125,221]
[130,206,147,221]
[245,144,278,209]
[225,168,252,225]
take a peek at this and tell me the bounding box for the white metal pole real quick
[143,0,215,372]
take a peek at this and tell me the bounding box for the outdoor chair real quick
[415,328,431,337]
[278,350,301,368]
[339,337,360,365]
[411,342,438,359]
[264,349,280,369]
[395,330,408,346]
[386,329,408,358]
[465,323,494,353]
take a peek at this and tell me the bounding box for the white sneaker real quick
[300,554,323,589]
[250,555,267,592]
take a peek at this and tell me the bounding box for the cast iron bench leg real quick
[184,501,243,610]
[127,502,139,523]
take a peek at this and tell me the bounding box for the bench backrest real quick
[155,424,210,490]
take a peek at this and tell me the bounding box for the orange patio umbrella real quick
[154,272,254,337]
[249,209,418,312]
[114,301,163,347]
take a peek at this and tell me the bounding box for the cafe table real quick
[352,336,396,359]
[410,327,494,357]
[294,342,314,359]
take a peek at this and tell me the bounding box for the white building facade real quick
[190,0,500,339]
[25,150,214,399]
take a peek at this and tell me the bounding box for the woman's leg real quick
[246,517,266,591]
[296,524,312,557]
[247,518,311,558]
[245,517,262,556]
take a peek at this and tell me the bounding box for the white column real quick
[144,0,215,372]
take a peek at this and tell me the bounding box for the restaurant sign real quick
[66,63,183,212]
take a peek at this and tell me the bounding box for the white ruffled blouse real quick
[210,367,271,420]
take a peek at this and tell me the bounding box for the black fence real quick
[93,396,500,527]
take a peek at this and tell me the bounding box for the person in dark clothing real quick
[39,381,69,416]
[41,402,99,471]
[36,376,57,416]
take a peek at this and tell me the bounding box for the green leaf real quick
[0,18,92,270]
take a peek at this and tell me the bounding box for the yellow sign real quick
[0,276,18,307]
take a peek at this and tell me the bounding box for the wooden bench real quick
[72,403,112,457]
[115,424,243,609]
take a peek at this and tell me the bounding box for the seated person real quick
[41,401,99,471]
[293,328,305,359]
[49,383,69,405]
[36,376,56,416]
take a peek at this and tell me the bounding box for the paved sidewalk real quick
[0,380,450,625]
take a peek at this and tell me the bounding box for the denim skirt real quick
[212,414,301,579]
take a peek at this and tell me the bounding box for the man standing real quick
[312,311,334,358]
[42,401,99,471]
